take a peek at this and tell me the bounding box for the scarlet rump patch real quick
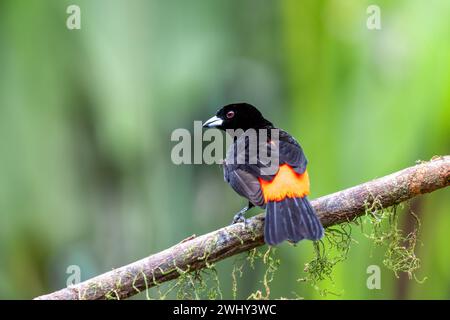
[258,164,310,202]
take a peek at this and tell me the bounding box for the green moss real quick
[198,235,219,268]
[247,247,280,300]
[167,266,223,300]
[362,201,425,282]
[229,230,245,245]
[134,199,425,299]
[298,224,353,296]
[145,259,223,300]
[231,262,244,300]
[298,199,425,296]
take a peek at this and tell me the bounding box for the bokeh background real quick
[0,0,449,299]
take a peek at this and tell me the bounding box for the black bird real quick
[203,103,324,245]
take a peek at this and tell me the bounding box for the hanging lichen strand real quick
[128,199,423,300]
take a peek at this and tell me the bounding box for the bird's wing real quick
[277,130,308,175]
[241,129,308,180]
[223,165,265,207]
[222,129,307,206]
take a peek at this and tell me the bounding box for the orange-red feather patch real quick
[258,164,310,202]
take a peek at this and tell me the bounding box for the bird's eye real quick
[226,111,235,119]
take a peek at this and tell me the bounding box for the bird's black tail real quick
[264,196,324,245]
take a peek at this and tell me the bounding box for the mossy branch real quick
[34,156,450,300]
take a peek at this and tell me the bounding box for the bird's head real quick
[203,103,273,131]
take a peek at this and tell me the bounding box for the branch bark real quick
[34,156,450,300]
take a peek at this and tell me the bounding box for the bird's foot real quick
[231,204,254,226]
[232,212,246,225]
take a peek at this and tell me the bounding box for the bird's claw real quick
[231,213,248,227]
[232,213,244,224]
[230,205,252,226]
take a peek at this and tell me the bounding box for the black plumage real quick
[203,103,324,245]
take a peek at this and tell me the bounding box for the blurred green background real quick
[0,0,448,299]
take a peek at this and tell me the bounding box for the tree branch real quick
[34,156,450,300]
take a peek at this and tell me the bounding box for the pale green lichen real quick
[231,262,244,300]
[361,200,425,282]
[247,247,280,300]
[132,199,425,300]
[298,224,353,296]
[298,199,425,297]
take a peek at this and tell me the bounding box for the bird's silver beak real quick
[202,115,223,128]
